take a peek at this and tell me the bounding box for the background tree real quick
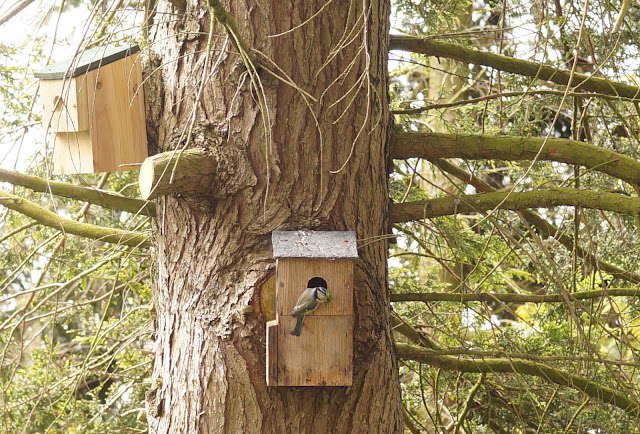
[2,0,640,432]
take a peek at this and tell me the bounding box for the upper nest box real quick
[267,231,358,387]
[35,45,147,174]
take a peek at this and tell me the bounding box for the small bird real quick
[289,286,329,336]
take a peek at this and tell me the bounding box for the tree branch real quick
[430,159,640,284]
[391,313,441,349]
[393,131,640,187]
[208,0,254,63]
[0,168,156,217]
[139,148,256,200]
[390,188,640,223]
[391,289,640,304]
[396,343,640,416]
[0,0,35,27]
[0,190,150,248]
[389,36,640,99]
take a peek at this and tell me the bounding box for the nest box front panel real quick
[267,231,356,387]
[40,77,89,132]
[52,131,94,174]
[275,316,353,386]
[267,257,354,386]
[276,258,353,317]
[86,52,147,173]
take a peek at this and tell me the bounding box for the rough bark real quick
[138,148,256,200]
[145,0,402,432]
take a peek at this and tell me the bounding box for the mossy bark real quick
[394,131,640,186]
[390,36,640,99]
[391,188,640,222]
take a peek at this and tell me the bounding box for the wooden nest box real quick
[267,230,357,386]
[35,45,147,174]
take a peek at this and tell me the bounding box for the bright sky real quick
[0,0,93,171]
[0,0,142,171]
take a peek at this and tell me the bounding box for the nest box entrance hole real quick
[307,277,327,289]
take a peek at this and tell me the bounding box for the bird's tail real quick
[290,315,304,336]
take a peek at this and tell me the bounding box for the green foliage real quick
[0,167,153,432]
[390,0,640,430]
[0,4,152,429]
[3,0,640,430]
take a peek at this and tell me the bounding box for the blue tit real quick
[289,286,328,336]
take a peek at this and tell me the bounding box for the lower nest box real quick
[267,231,357,387]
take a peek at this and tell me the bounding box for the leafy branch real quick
[391,188,640,223]
[393,131,640,187]
[391,289,640,303]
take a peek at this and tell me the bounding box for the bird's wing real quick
[290,300,316,316]
[290,289,318,316]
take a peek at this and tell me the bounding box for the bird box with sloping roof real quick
[267,230,357,386]
[35,45,147,174]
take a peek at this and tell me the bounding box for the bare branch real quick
[208,0,254,63]
[611,0,632,34]
[0,0,35,27]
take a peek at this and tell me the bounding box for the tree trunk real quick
[144,0,402,431]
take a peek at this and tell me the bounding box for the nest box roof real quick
[272,231,358,259]
[34,45,140,80]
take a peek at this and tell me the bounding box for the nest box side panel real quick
[52,131,94,174]
[87,53,147,173]
[266,320,278,386]
[276,258,353,317]
[40,76,89,133]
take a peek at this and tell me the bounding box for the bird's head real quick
[314,286,329,302]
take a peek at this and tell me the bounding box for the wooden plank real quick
[266,320,279,386]
[52,131,93,174]
[276,316,353,386]
[40,77,88,132]
[276,258,353,316]
[86,52,147,173]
